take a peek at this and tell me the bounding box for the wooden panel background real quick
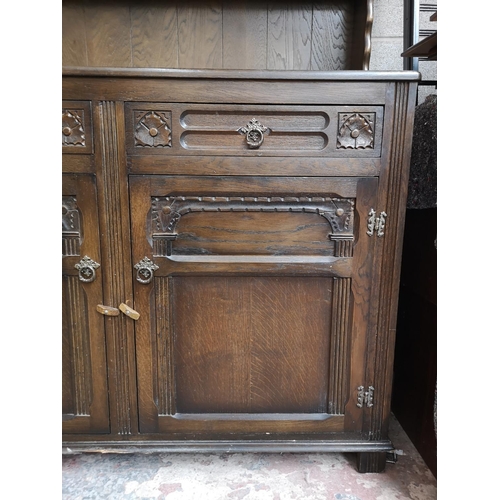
[62,0,365,70]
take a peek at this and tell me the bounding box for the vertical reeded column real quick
[328,277,351,415]
[95,100,137,435]
[65,276,92,416]
[367,81,417,440]
[154,277,176,416]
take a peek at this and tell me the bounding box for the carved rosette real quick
[134,111,172,147]
[62,196,81,256]
[337,113,375,149]
[150,196,355,256]
[62,110,85,146]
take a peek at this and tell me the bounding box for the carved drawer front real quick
[125,103,383,158]
[62,101,93,154]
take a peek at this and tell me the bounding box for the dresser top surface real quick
[63,67,421,82]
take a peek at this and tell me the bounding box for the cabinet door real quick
[131,175,378,436]
[62,174,109,433]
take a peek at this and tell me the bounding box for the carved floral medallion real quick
[337,113,375,149]
[134,111,172,147]
[62,110,85,146]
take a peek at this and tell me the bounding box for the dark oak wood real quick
[178,1,223,69]
[130,3,179,68]
[62,0,374,70]
[62,174,109,434]
[223,1,267,70]
[267,2,312,70]
[93,100,139,436]
[62,67,421,80]
[83,0,132,67]
[357,451,387,473]
[62,2,88,66]
[62,67,418,473]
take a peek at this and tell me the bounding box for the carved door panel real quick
[62,174,109,433]
[130,175,378,436]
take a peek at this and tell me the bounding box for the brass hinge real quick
[367,209,387,237]
[357,386,375,408]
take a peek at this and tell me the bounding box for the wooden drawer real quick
[125,103,384,158]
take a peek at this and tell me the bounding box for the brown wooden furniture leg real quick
[356,452,387,473]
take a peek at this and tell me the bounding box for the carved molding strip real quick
[98,100,133,435]
[62,110,85,146]
[332,236,354,258]
[329,277,351,415]
[134,111,172,148]
[369,82,413,440]
[154,277,175,416]
[337,113,375,149]
[62,196,81,256]
[65,276,92,416]
[151,196,355,255]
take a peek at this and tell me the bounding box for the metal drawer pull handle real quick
[237,118,270,149]
[96,304,119,316]
[134,256,159,284]
[74,256,100,283]
[119,303,140,320]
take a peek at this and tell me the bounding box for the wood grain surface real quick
[62,66,418,471]
[62,174,110,434]
[173,276,332,413]
[62,0,371,70]
[130,3,179,68]
[223,0,267,69]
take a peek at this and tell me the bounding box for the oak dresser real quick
[62,67,419,472]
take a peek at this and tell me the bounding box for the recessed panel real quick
[173,276,332,414]
[173,211,333,257]
[180,131,328,151]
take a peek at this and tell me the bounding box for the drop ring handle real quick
[237,118,270,149]
[75,256,100,283]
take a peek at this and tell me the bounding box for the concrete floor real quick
[62,414,437,500]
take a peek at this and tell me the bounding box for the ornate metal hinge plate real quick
[367,209,387,237]
[134,257,159,284]
[237,118,270,149]
[356,386,375,408]
[74,256,100,283]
